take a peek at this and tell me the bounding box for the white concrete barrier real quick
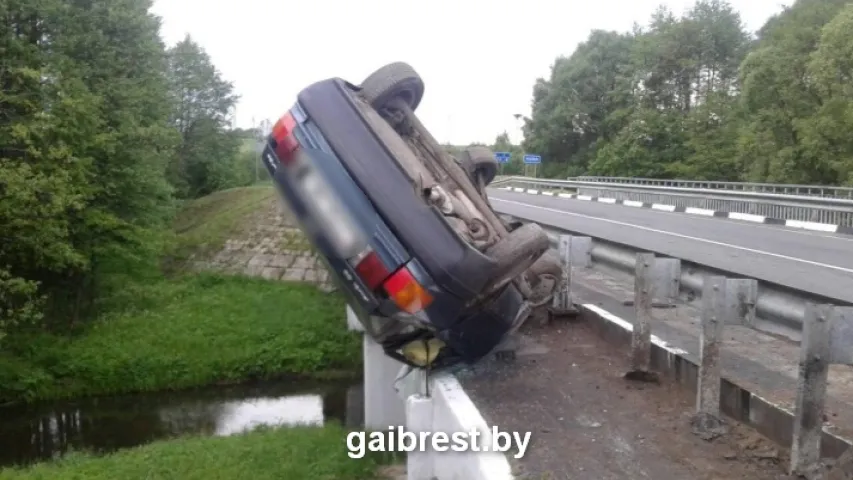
[346,306,514,480]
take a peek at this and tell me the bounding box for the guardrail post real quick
[691,275,728,440]
[568,236,592,268]
[551,235,573,314]
[650,257,680,306]
[792,305,853,477]
[723,278,758,326]
[626,253,658,382]
[791,303,832,478]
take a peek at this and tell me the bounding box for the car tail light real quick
[352,248,390,290]
[270,112,299,165]
[382,267,433,314]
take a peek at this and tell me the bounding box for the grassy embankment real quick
[0,186,390,479]
[1,186,358,405]
[0,425,394,480]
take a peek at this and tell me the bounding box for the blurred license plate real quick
[296,167,362,257]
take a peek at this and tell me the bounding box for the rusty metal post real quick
[723,278,758,327]
[691,275,728,440]
[650,257,681,306]
[628,253,655,378]
[793,305,853,478]
[551,235,573,312]
[790,303,832,477]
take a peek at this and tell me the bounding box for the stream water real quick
[0,380,363,467]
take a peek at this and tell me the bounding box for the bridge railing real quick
[571,176,853,199]
[544,228,853,477]
[497,176,853,227]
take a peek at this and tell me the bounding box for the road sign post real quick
[523,154,541,178]
[494,152,511,174]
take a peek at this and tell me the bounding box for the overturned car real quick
[261,62,561,370]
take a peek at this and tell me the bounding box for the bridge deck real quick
[457,318,789,479]
[455,261,853,478]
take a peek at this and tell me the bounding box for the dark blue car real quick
[261,62,560,370]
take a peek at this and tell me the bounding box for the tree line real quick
[1,0,258,334]
[510,0,853,185]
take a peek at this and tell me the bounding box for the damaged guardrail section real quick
[545,229,853,477]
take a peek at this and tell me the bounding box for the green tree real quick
[1,0,177,328]
[798,4,853,185]
[524,30,637,175]
[738,0,850,184]
[166,36,243,198]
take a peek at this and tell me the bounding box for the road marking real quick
[490,189,853,244]
[729,212,766,223]
[786,219,838,232]
[491,198,853,275]
[685,206,715,216]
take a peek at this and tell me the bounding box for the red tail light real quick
[353,249,390,290]
[270,112,299,165]
[351,247,433,314]
[383,267,434,314]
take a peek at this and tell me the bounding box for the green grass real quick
[282,229,314,251]
[0,424,395,480]
[0,273,360,405]
[167,185,276,269]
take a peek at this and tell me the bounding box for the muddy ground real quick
[455,316,796,480]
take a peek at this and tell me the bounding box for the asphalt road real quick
[487,189,853,304]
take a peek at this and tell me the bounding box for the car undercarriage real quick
[356,62,563,319]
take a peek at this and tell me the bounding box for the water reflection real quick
[0,380,364,467]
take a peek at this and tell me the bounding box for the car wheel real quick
[360,62,425,112]
[482,223,550,295]
[458,146,498,188]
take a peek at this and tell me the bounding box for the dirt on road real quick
[455,316,794,480]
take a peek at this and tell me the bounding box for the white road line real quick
[488,189,853,243]
[491,198,853,275]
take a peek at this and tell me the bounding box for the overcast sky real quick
[151,0,788,146]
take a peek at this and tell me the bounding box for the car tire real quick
[483,223,550,294]
[459,146,498,188]
[360,62,425,112]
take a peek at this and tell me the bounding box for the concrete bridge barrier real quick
[347,307,514,480]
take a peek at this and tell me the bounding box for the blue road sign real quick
[523,154,541,164]
[494,151,511,163]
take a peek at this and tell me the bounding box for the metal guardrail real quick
[530,220,829,341]
[501,176,853,227]
[572,176,853,199]
[537,221,853,475]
